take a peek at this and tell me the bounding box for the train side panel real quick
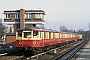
[16,28,83,49]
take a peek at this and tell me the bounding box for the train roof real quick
[17,28,80,34]
[17,28,52,32]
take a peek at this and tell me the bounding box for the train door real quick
[16,30,23,47]
[40,31,44,46]
[33,30,39,38]
[40,31,44,40]
[51,32,53,44]
[59,33,61,43]
[16,31,22,40]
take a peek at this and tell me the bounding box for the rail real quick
[53,39,88,60]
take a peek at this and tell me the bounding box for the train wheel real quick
[39,48,43,53]
[33,48,43,55]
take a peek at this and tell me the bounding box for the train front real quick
[16,28,32,49]
[16,28,44,54]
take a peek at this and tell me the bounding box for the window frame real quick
[15,13,20,19]
[25,13,31,19]
[35,14,42,18]
[5,14,10,19]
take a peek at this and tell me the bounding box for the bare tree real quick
[0,19,5,40]
[10,26,12,33]
[59,25,76,33]
[59,25,68,32]
[77,29,84,33]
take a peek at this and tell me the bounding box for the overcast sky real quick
[0,0,90,31]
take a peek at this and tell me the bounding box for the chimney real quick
[20,8,25,29]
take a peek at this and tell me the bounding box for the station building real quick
[3,8,45,32]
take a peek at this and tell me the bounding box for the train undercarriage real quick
[18,39,82,56]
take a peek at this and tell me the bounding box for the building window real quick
[35,14,42,18]
[5,14,10,18]
[15,13,20,19]
[26,14,30,18]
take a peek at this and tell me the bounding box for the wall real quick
[6,33,16,48]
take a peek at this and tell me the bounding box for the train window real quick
[44,32,49,39]
[53,33,56,38]
[61,33,63,38]
[50,32,53,39]
[18,32,22,37]
[40,32,44,39]
[57,33,59,38]
[59,33,61,38]
[39,31,42,39]
[24,32,31,38]
[49,32,51,39]
[53,33,55,38]
[33,31,38,36]
[44,32,46,39]
[58,33,60,38]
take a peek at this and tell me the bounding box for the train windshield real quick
[24,31,31,38]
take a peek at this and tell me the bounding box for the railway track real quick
[70,39,90,60]
[16,39,85,60]
[0,39,86,60]
[53,39,88,60]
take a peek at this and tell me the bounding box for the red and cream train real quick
[16,28,82,54]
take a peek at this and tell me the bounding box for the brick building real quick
[3,8,45,32]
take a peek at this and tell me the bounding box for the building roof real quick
[6,33,16,36]
[4,9,45,12]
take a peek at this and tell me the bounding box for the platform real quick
[71,40,90,60]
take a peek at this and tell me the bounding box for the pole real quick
[46,21,47,29]
[59,23,61,32]
[54,21,55,30]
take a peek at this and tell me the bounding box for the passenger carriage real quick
[16,28,82,54]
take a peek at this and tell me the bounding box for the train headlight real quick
[66,40,68,41]
[75,40,77,41]
[33,41,36,45]
[19,41,22,44]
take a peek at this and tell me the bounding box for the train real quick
[16,28,82,54]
